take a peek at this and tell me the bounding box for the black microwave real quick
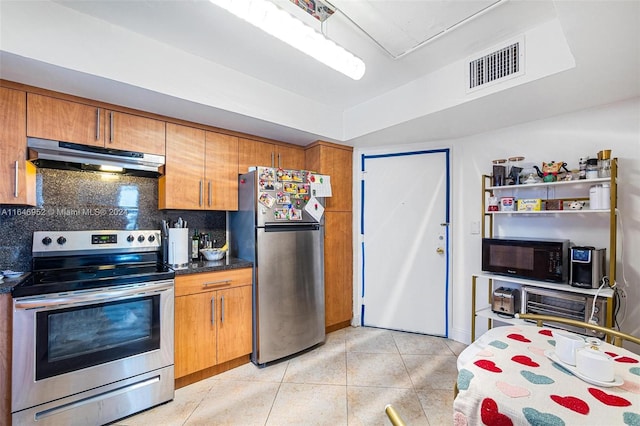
[482,237,569,283]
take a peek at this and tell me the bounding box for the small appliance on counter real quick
[492,287,520,316]
[162,218,189,269]
[570,247,606,289]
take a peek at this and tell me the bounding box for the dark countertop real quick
[171,257,253,275]
[0,257,253,295]
[0,273,30,295]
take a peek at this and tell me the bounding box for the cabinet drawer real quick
[175,268,252,297]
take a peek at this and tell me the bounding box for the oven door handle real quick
[14,281,174,310]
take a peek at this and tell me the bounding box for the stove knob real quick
[148,235,156,243]
[42,236,52,246]
[57,236,66,245]
[127,235,135,243]
[138,235,145,243]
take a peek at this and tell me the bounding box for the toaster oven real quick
[521,286,607,338]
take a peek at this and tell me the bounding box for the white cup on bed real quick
[576,348,615,382]
[553,330,585,366]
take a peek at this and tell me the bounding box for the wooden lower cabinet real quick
[174,268,252,388]
[324,211,353,331]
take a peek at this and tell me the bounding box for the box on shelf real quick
[517,198,542,211]
[545,199,563,211]
[500,197,516,211]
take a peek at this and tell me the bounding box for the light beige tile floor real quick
[115,326,467,426]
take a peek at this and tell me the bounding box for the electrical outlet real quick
[471,221,480,235]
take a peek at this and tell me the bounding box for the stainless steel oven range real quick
[11,230,175,426]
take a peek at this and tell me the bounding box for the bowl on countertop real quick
[199,249,226,261]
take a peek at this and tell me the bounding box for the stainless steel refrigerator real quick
[230,167,325,366]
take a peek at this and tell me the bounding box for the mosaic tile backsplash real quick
[0,168,226,272]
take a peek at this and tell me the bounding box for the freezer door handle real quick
[264,223,320,232]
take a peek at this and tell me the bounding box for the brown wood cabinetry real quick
[238,138,304,173]
[1,87,36,205]
[305,141,353,332]
[174,268,252,387]
[159,124,239,210]
[26,93,165,155]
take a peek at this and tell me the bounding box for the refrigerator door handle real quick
[264,223,320,232]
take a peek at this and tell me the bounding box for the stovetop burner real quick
[12,230,175,298]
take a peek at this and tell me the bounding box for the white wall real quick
[354,97,640,354]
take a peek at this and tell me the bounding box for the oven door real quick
[12,279,174,414]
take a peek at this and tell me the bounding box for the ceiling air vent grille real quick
[469,41,522,90]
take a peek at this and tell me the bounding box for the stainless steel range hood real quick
[27,138,164,177]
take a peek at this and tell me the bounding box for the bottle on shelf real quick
[191,229,200,260]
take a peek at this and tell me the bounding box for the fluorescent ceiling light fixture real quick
[209,0,366,80]
[98,165,124,173]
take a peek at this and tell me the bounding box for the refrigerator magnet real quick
[304,196,324,221]
[273,208,289,220]
[260,168,276,181]
[258,192,276,208]
[259,180,275,191]
[276,192,291,205]
[289,208,302,220]
[284,183,298,193]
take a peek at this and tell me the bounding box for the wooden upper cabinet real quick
[278,144,305,170]
[305,141,353,211]
[159,123,206,210]
[238,138,274,174]
[205,131,239,211]
[27,93,104,147]
[27,93,165,155]
[238,138,305,173]
[106,111,165,156]
[1,87,36,205]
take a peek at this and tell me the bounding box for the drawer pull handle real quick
[202,279,232,288]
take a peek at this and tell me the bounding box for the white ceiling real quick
[1,0,638,147]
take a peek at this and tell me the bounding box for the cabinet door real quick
[174,292,217,378]
[107,111,165,156]
[205,132,239,211]
[238,138,274,173]
[0,88,36,205]
[27,93,104,147]
[216,285,253,364]
[160,124,205,209]
[324,211,353,328]
[277,145,305,170]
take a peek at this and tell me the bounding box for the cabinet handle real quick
[109,111,114,143]
[199,180,203,207]
[202,279,232,288]
[208,181,212,207]
[96,108,101,140]
[271,151,275,167]
[278,152,281,168]
[14,161,19,198]
[221,295,225,324]
[211,296,215,326]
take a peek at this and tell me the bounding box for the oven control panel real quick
[33,230,162,255]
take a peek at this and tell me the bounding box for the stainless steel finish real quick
[109,111,114,143]
[522,286,607,337]
[27,137,165,173]
[12,280,174,416]
[208,181,212,206]
[221,295,225,324]
[211,296,215,325]
[203,279,232,288]
[14,160,18,197]
[32,229,162,256]
[271,151,275,167]
[255,226,325,364]
[96,107,100,140]
[12,366,174,426]
[277,152,281,168]
[230,167,325,366]
[199,180,204,206]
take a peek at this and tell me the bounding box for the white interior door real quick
[361,149,450,336]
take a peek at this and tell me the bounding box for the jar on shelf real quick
[597,149,612,178]
[586,158,599,179]
[507,156,524,185]
[492,159,507,186]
